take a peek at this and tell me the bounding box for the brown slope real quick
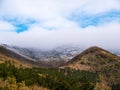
[0,53,30,68]
[63,46,120,71]
[62,46,120,88]
[0,45,65,68]
[0,45,47,67]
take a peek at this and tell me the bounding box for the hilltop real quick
[62,46,120,89]
[64,46,120,70]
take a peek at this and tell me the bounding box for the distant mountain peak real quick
[81,46,106,54]
[69,46,109,62]
[63,46,120,71]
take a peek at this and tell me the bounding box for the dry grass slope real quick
[63,46,120,89]
[0,53,30,68]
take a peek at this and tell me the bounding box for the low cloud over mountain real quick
[0,0,120,49]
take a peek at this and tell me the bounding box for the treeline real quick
[0,61,99,90]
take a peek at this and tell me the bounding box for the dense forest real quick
[0,61,99,90]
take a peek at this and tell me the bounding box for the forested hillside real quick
[0,61,99,90]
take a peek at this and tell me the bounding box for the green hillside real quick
[0,61,99,90]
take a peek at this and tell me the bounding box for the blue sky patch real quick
[69,10,120,28]
[1,17,36,33]
[15,24,28,33]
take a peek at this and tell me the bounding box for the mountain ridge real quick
[63,46,120,71]
[0,45,64,68]
[0,45,41,67]
[62,46,120,89]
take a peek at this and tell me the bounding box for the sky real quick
[0,0,120,49]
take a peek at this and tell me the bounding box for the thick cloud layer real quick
[0,0,120,49]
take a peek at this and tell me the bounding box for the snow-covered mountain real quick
[1,44,120,62]
[1,44,82,62]
[1,44,120,67]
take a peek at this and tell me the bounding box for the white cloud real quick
[0,0,119,19]
[0,0,120,49]
[0,20,16,31]
[0,22,119,50]
[81,0,120,14]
